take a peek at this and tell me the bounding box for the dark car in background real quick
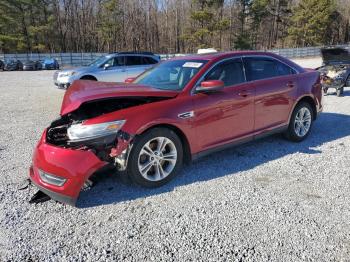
[23,60,42,71]
[4,60,23,71]
[317,47,350,96]
[41,58,59,70]
[0,60,4,70]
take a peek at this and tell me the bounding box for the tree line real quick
[0,0,349,54]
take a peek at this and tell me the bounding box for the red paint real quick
[30,130,106,199]
[31,51,322,204]
[124,77,136,83]
[200,80,224,89]
[61,80,179,115]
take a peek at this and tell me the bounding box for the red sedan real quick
[29,51,323,205]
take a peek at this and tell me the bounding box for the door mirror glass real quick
[104,64,112,70]
[196,80,224,93]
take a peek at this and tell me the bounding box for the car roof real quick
[168,51,305,73]
[170,51,282,61]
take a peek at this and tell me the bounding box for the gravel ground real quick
[0,67,350,261]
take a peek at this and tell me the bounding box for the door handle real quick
[238,90,252,97]
[287,82,294,88]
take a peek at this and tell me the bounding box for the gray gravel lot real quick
[0,67,350,261]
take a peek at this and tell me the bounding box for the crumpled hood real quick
[60,80,179,115]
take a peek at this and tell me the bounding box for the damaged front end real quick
[29,96,170,205]
[319,64,350,90]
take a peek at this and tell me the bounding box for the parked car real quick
[53,52,160,89]
[317,47,350,96]
[4,60,23,71]
[41,58,59,70]
[29,51,322,205]
[23,60,42,71]
[0,60,4,70]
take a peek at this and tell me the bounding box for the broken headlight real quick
[67,120,126,141]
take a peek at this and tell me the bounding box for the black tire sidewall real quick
[287,102,314,142]
[127,128,183,188]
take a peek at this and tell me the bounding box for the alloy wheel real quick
[137,137,177,182]
[294,107,312,137]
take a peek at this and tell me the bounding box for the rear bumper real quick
[29,130,107,205]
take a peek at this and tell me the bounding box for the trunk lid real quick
[60,80,179,115]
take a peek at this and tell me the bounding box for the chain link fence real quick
[1,45,349,67]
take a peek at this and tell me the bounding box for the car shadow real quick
[77,112,350,208]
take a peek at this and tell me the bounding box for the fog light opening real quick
[39,170,67,187]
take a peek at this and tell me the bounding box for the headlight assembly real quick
[67,120,126,141]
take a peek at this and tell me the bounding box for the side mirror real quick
[104,64,112,70]
[196,80,224,93]
[125,77,136,83]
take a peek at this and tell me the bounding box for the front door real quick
[98,56,127,82]
[193,58,255,151]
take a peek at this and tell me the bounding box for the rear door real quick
[193,58,255,151]
[125,55,157,78]
[243,57,298,132]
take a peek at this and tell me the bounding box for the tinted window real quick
[204,59,245,86]
[244,57,295,81]
[141,56,158,65]
[114,56,125,66]
[126,56,142,66]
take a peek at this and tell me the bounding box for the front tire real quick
[285,102,313,142]
[127,128,183,188]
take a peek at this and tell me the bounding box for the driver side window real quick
[103,56,125,68]
[205,59,245,87]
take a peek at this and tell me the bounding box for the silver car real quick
[54,52,160,89]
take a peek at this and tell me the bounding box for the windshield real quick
[134,59,207,90]
[88,55,108,67]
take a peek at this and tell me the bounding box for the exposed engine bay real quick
[46,96,168,164]
[317,47,350,96]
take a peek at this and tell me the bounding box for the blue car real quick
[41,58,59,70]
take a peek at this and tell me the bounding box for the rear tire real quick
[285,102,314,142]
[127,128,183,188]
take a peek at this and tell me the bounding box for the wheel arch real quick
[135,123,192,164]
[80,74,97,81]
[290,95,318,122]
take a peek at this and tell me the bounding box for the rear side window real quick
[126,56,143,66]
[244,57,295,81]
[141,56,158,65]
[204,59,245,86]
